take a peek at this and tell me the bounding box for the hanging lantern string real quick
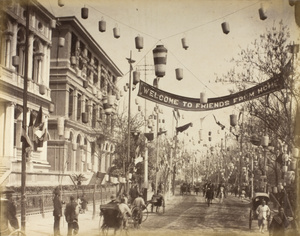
[168,50,219,96]
[85,4,159,40]
[161,0,260,40]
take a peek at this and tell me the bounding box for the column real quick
[0,103,5,156]
[28,34,34,80]
[4,102,15,158]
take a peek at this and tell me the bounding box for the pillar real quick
[4,102,15,157]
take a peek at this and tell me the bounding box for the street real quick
[23,189,270,236]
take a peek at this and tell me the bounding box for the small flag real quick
[176,122,192,133]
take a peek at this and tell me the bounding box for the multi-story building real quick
[48,16,122,184]
[0,0,122,188]
[0,0,56,186]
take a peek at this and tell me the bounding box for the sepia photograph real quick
[0,0,299,235]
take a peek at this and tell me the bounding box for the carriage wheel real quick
[249,210,252,230]
[8,230,26,236]
[142,206,149,222]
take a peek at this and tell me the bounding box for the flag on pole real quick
[176,122,192,133]
[173,108,180,121]
[32,106,49,150]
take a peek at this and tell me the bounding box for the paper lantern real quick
[105,174,109,182]
[133,71,140,85]
[221,22,230,34]
[138,105,141,112]
[50,19,56,29]
[273,186,278,193]
[181,37,189,50]
[99,19,106,32]
[72,143,77,151]
[200,92,207,104]
[124,85,128,92]
[230,114,237,127]
[282,165,288,172]
[261,136,269,147]
[153,45,168,77]
[107,95,116,105]
[113,27,120,38]
[57,117,64,136]
[291,159,297,170]
[128,173,132,179]
[82,112,88,123]
[83,80,88,89]
[135,35,143,51]
[104,103,113,115]
[49,103,55,113]
[135,98,139,105]
[81,7,89,19]
[175,68,183,81]
[58,0,64,7]
[12,56,19,67]
[92,87,97,95]
[58,37,65,47]
[39,84,46,95]
[70,56,76,65]
[258,7,267,20]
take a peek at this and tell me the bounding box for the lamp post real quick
[126,51,135,195]
[152,45,167,193]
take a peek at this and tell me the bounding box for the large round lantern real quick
[57,117,65,136]
[198,129,203,141]
[221,22,230,34]
[113,26,120,38]
[133,71,140,85]
[81,7,89,19]
[153,45,168,78]
[181,37,189,50]
[230,114,237,127]
[200,92,207,104]
[49,103,55,113]
[99,19,106,32]
[135,35,143,51]
[175,68,183,81]
[258,7,267,20]
[104,103,113,115]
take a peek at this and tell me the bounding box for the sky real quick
[39,0,299,152]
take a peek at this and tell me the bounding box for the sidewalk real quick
[22,188,177,236]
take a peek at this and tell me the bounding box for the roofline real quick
[56,16,123,77]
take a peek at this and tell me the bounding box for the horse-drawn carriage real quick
[249,192,271,230]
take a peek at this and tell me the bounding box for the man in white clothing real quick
[256,199,270,233]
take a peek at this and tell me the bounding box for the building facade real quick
[47,16,122,184]
[0,0,122,188]
[0,0,55,186]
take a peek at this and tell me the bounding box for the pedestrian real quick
[150,190,165,213]
[80,194,88,214]
[0,190,19,235]
[76,196,82,213]
[132,193,146,227]
[64,196,79,236]
[255,199,270,233]
[53,188,62,236]
[129,184,139,204]
[269,206,290,236]
[122,193,128,205]
[118,197,132,230]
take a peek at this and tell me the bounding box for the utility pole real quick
[126,51,135,195]
[21,1,30,231]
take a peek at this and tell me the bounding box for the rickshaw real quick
[99,203,124,235]
[249,192,271,230]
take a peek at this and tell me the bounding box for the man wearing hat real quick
[53,187,62,236]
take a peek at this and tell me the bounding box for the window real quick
[71,33,77,56]
[92,104,96,128]
[77,93,82,121]
[32,39,43,83]
[68,88,74,118]
[16,29,26,75]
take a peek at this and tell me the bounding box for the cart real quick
[249,192,271,230]
[99,203,123,235]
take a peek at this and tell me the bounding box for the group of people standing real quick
[52,187,88,236]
